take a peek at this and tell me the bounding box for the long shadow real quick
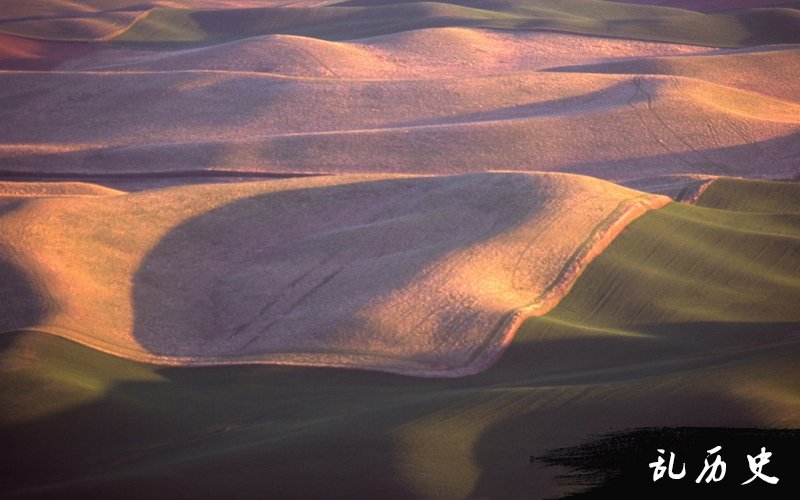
[470,322,800,391]
[382,80,641,130]
[5,189,800,494]
[0,171,323,192]
[3,322,798,498]
[736,7,800,46]
[0,333,432,499]
[3,121,797,182]
[558,131,800,181]
[0,235,48,333]
[129,174,547,372]
[3,177,800,496]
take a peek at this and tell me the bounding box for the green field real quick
[11,0,787,47]
[2,177,799,498]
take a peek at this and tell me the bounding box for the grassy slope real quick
[1,178,799,498]
[103,0,800,48]
[0,11,146,41]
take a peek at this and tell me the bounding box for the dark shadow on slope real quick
[0,333,429,499]
[473,320,800,387]
[737,7,800,46]
[0,231,49,334]
[469,332,800,498]
[383,80,642,130]
[0,171,323,192]
[4,178,800,497]
[129,174,547,368]
[3,123,796,182]
[4,328,798,498]
[559,132,800,181]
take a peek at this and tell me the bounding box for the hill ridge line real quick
[0,183,671,377]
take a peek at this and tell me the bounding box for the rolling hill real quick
[1,0,798,497]
[1,0,799,47]
[0,172,668,376]
[2,177,798,498]
[1,65,797,179]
